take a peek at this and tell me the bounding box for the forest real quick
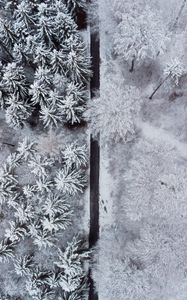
[0,0,187,300]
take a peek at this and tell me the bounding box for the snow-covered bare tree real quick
[92,227,151,300]
[86,67,141,144]
[149,57,185,99]
[124,220,187,300]
[124,139,187,222]
[93,220,187,300]
[113,3,168,71]
[164,58,185,85]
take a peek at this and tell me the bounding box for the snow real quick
[1,0,187,299]
[138,120,187,159]
[93,0,187,299]
[99,146,114,227]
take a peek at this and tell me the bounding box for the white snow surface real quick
[94,0,187,299]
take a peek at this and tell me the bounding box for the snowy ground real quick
[94,0,187,299]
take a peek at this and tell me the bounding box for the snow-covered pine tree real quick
[17,137,37,161]
[0,238,17,262]
[14,254,34,276]
[29,191,73,249]
[61,36,92,83]
[64,0,87,16]
[12,238,90,298]
[0,0,91,128]
[63,142,88,168]
[0,134,88,298]
[24,267,54,300]
[0,62,32,127]
[54,236,90,296]
[55,166,87,195]
[164,58,185,85]
[0,157,19,204]
[28,154,53,178]
[0,221,27,263]
[58,82,88,125]
[4,220,27,242]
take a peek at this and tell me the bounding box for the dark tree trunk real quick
[149,75,170,100]
[171,0,187,31]
[129,58,135,72]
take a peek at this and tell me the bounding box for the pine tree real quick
[17,137,36,160]
[4,221,27,242]
[54,237,89,293]
[63,142,87,168]
[5,98,32,128]
[65,0,87,16]
[0,0,91,128]
[0,135,88,297]
[0,161,18,204]
[61,36,91,83]
[55,167,87,195]
[40,192,73,233]
[0,221,27,262]
[35,177,53,193]
[2,63,28,98]
[40,103,61,128]
[29,81,50,106]
[14,255,34,276]
[50,49,65,74]
[0,238,17,262]
[25,268,54,300]
[28,154,53,178]
[59,83,87,125]
[13,1,36,35]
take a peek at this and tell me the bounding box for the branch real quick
[0,138,15,147]
[0,39,13,60]
[3,142,15,147]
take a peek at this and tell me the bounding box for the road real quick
[88,29,100,300]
